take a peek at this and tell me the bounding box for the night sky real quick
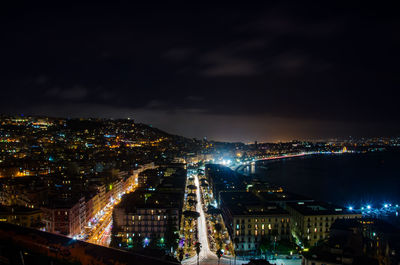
[1,3,399,142]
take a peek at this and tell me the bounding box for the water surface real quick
[255,151,400,207]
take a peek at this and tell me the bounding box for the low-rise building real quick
[41,197,86,236]
[220,192,291,254]
[0,205,43,228]
[286,201,361,247]
[112,164,186,248]
[300,218,399,265]
[113,191,182,246]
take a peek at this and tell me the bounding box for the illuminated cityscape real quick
[1,2,400,265]
[0,114,399,265]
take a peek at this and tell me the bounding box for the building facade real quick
[0,205,43,228]
[287,201,362,247]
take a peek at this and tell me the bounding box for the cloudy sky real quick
[1,3,399,142]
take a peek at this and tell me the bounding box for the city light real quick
[2,1,400,262]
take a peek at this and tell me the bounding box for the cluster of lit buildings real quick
[1,114,399,264]
[207,137,400,166]
[0,115,207,238]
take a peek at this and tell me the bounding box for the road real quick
[87,210,112,246]
[183,175,218,265]
[183,168,301,265]
[80,182,137,247]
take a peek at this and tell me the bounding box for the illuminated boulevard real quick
[79,181,137,247]
[183,174,218,265]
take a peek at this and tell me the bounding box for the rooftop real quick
[0,205,42,214]
[116,191,183,212]
[220,191,289,216]
[287,201,357,216]
[258,191,314,203]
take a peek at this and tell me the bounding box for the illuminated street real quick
[80,182,137,247]
[183,174,218,265]
[87,209,112,246]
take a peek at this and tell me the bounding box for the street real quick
[183,168,301,265]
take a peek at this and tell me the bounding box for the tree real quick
[206,207,222,216]
[187,184,197,191]
[178,248,184,262]
[183,210,200,219]
[195,242,201,265]
[216,249,223,265]
[214,223,223,248]
[188,199,197,206]
[200,181,209,188]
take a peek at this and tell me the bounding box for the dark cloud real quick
[200,51,260,76]
[45,86,88,100]
[0,2,399,141]
[163,48,195,62]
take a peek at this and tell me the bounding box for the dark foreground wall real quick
[0,222,180,265]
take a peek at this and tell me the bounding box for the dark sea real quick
[253,151,400,208]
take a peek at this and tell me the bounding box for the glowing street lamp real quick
[144,237,150,247]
